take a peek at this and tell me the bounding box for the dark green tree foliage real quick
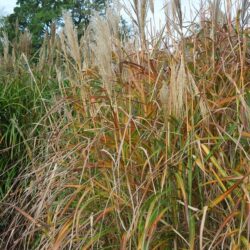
[71,0,106,36]
[6,0,107,48]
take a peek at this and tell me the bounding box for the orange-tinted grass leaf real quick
[147,208,168,239]
[214,95,237,107]
[52,219,73,250]
[94,206,115,224]
[209,173,250,208]
[241,131,250,138]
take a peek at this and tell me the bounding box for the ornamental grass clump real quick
[0,0,249,249]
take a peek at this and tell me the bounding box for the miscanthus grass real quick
[0,0,249,249]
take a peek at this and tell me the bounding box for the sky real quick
[0,0,200,17]
[0,0,17,15]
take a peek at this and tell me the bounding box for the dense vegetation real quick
[0,0,249,249]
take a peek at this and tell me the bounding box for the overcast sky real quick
[0,0,198,14]
[0,0,17,15]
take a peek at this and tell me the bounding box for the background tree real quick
[71,0,106,36]
[5,0,108,49]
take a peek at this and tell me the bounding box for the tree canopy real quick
[5,0,108,48]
